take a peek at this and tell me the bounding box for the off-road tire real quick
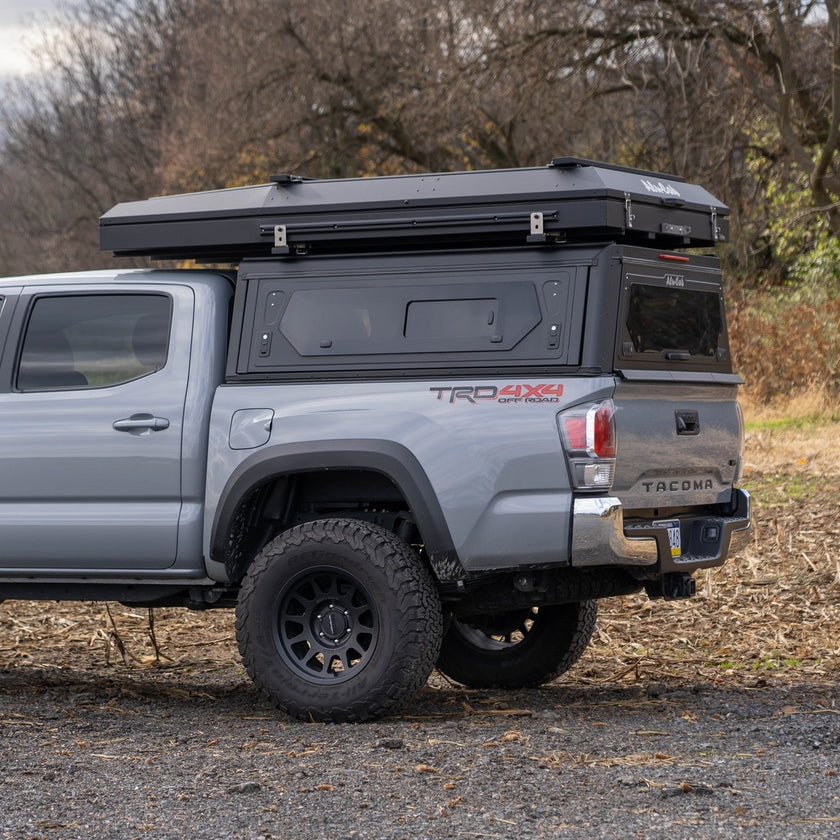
[436,601,597,689]
[235,518,442,722]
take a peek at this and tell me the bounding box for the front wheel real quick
[436,601,597,689]
[235,518,442,723]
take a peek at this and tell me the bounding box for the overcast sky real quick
[0,0,66,77]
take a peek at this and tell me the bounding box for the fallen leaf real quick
[415,764,440,774]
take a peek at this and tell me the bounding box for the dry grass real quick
[586,412,840,689]
[739,384,840,429]
[1,416,838,695]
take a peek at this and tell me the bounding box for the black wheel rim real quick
[275,565,379,684]
[454,608,537,652]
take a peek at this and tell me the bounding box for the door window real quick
[17,294,171,391]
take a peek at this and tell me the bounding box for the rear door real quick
[611,254,743,511]
[0,282,194,572]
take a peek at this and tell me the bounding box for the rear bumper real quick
[571,488,751,572]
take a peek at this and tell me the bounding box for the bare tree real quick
[0,0,195,272]
[0,0,836,280]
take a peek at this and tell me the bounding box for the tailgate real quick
[610,251,743,511]
[612,379,743,509]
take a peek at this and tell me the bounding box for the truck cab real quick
[0,270,231,583]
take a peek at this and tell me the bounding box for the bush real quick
[728,284,840,403]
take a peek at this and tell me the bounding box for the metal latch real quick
[526,211,548,243]
[272,224,289,255]
[624,193,635,229]
[710,207,721,241]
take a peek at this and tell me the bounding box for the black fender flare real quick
[210,438,460,578]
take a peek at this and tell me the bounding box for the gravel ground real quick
[1,639,839,840]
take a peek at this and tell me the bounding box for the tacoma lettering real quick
[642,479,715,493]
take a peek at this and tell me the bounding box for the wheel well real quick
[222,469,419,583]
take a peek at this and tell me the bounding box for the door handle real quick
[113,413,170,434]
[675,410,700,435]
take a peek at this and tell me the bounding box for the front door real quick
[0,284,193,572]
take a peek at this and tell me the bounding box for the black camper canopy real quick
[99,158,729,261]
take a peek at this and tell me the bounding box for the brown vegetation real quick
[0,2,838,395]
[729,293,840,404]
[588,420,840,688]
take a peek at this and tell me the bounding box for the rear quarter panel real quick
[205,375,617,576]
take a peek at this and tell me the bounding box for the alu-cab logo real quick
[429,384,564,404]
[640,178,681,198]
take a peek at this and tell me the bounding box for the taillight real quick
[592,403,616,458]
[561,415,588,451]
[558,400,617,490]
[560,401,616,457]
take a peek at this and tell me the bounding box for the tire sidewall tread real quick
[236,518,442,723]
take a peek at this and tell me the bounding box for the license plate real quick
[653,519,681,558]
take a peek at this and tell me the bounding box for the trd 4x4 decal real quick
[429,384,564,404]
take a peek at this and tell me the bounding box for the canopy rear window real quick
[617,269,730,372]
[627,284,722,357]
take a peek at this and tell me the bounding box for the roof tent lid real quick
[100,158,729,260]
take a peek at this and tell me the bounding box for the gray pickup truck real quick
[0,159,750,721]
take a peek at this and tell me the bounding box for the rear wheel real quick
[436,601,597,689]
[236,518,442,722]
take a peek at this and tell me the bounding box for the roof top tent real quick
[99,157,729,262]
